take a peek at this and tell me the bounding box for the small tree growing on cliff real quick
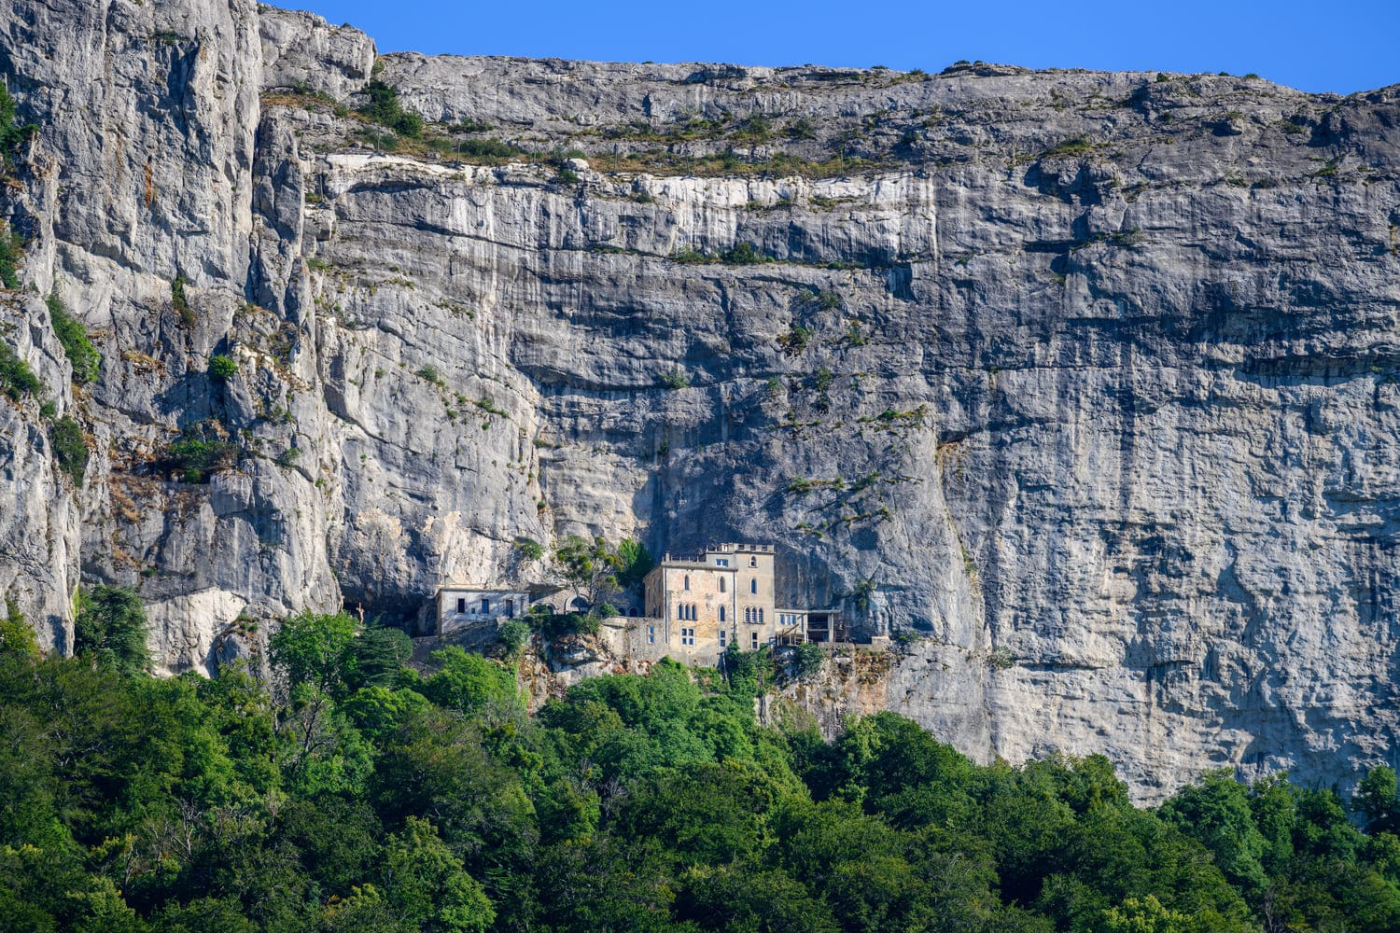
[74,585,151,676]
[553,537,654,615]
[553,536,622,613]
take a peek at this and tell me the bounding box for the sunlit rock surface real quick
[2,0,1399,798]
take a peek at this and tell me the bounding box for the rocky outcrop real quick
[2,0,1399,798]
[258,8,376,100]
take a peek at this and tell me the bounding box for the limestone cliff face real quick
[2,0,1399,799]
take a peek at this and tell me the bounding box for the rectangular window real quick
[716,559,729,567]
[719,631,727,647]
[751,632,759,649]
[647,626,655,644]
[682,627,695,646]
[456,598,466,614]
[482,598,490,613]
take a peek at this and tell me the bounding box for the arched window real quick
[719,577,726,593]
[759,608,764,624]
[677,603,685,620]
[750,556,757,567]
[750,578,757,595]
[719,606,726,622]
[684,575,690,591]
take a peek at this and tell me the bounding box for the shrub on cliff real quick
[47,293,101,385]
[49,415,88,486]
[0,81,37,175]
[160,422,239,483]
[0,340,43,399]
[0,224,23,289]
[791,641,825,680]
[360,79,423,139]
[207,354,237,381]
[0,598,40,660]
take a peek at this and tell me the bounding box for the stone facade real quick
[436,585,535,636]
[641,543,824,660]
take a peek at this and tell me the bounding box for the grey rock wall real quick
[1,0,1398,798]
[259,7,376,100]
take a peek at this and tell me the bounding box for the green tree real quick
[1159,769,1269,896]
[379,817,494,933]
[153,896,257,933]
[678,864,840,933]
[349,624,412,691]
[269,612,371,794]
[0,339,43,396]
[0,598,40,660]
[73,586,151,675]
[419,647,522,718]
[342,685,431,744]
[1355,766,1400,835]
[1249,773,1298,874]
[553,535,622,612]
[1101,894,1193,933]
[206,354,237,381]
[613,761,786,868]
[270,611,360,700]
[371,708,536,878]
[615,539,655,591]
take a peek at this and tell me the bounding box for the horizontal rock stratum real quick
[1,0,1398,800]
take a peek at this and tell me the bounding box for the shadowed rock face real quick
[1,0,1398,799]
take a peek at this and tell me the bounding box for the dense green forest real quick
[3,601,1400,933]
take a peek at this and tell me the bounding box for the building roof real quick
[647,560,737,572]
[705,542,775,553]
[437,583,564,597]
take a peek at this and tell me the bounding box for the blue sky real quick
[291,0,1398,95]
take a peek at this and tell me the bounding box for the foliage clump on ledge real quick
[48,292,102,385]
[159,421,240,483]
[49,415,88,486]
[360,78,424,139]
